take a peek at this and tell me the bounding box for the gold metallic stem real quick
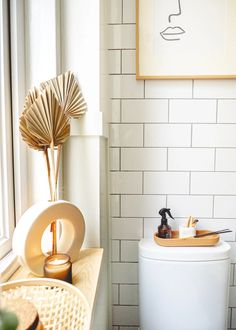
[50,143,57,255]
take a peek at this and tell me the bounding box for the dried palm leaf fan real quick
[41,71,87,118]
[19,72,87,256]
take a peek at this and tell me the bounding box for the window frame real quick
[0,0,27,280]
[0,0,15,259]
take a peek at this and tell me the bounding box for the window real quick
[0,0,15,259]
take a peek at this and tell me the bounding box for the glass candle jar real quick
[44,253,72,284]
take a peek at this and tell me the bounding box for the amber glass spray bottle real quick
[158,208,174,239]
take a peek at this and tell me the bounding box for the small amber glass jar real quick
[44,253,72,284]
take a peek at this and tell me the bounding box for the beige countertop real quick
[9,248,103,308]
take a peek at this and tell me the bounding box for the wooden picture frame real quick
[136,0,236,80]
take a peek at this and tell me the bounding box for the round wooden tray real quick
[154,230,220,247]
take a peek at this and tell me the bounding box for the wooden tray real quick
[154,230,220,247]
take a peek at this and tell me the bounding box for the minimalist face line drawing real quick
[160,0,186,41]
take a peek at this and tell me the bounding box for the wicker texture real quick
[0,279,91,330]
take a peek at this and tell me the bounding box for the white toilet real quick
[139,239,231,330]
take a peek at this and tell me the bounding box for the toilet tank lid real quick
[139,239,231,261]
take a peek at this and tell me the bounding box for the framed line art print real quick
[136,0,236,80]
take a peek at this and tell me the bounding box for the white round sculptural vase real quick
[12,200,85,276]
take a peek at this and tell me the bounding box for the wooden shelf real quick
[9,248,103,309]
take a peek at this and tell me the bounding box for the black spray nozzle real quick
[159,208,174,220]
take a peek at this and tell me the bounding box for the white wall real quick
[108,1,236,329]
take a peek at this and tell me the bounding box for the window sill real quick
[0,251,19,283]
[7,248,103,310]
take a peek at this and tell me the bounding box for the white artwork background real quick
[139,0,236,77]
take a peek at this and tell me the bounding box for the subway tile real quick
[110,75,144,98]
[145,124,191,147]
[121,241,139,262]
[113,327,119,330]
[197,219,235,242]
[120,284,138,305]
[168,148,215,171]
[229,287,236,307]
[214,196,236,218]
[191,172,236,195]
[169,99,217,123]
[112,263,138,284]
[111,218,143,239]
[216,149,236,171]
[218,100,236,123]
[108,25,136,49]
[110,99,121,123]
[192,124,236,147]
[144,218,160,238]
[194,80,236,99]
[120,327,139,330]
[108,0,122,23]
[112,240,120,262]
[122,50,136,74]
[110,124,143,147]
[110,195,120,217]
[145,80,192,99]
[113,306,139,326]
[112,284,119,305]
[121,195,166,217]
[167,195,213,218]
[144,172,189,194]
[110,172,142,194]
[122,99,168,123]
[123,0,136,23]
[109,50,121,74]
[121,148,167,171]
[109,148,120,170]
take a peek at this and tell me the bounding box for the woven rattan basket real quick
[0,278,91,330]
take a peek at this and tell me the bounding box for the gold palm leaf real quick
[24,87,70,148]
[41,71,87,118]
[23,87,42,114]
[19,115,44,150]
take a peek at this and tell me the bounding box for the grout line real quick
[167,99,170,122]
[142,171,144,194]
[216,99,219,123]
[212,195,215,218]
[119,239,121,262]
[108,23,136,26]
[214,148,216,171]
[119,195,121,217]
[166,147,169,171]
[142,217,144,238]
[189,172,191,194]
[118,283,120,305]
[233,264,236,286]
[190,123,193,147]
[143,123,145,147]
[121,0,124,24]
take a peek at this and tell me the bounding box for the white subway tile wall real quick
[108,1,236,328]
